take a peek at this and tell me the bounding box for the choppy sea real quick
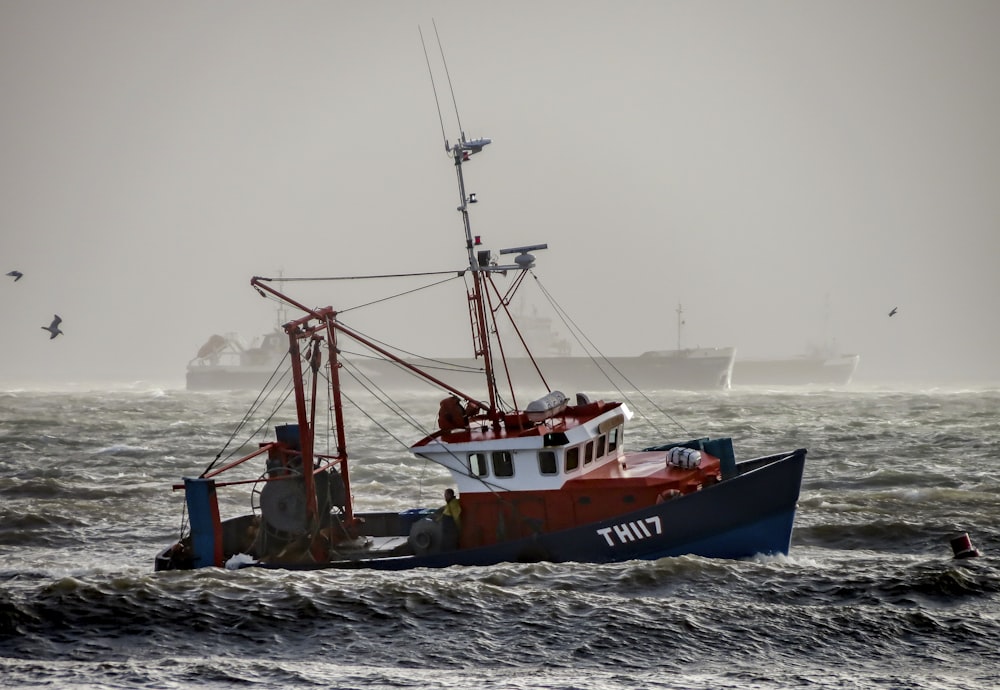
[1,384,998,689]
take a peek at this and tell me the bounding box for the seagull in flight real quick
[42,315,63,339]
[888,307,898,317]
[6,270,22,282]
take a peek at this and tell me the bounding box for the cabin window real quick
[469,452,489,477]
[544,431,569,447]
[565,446,580,472]
[596,435,607,459]
[538,450,558,475]
[584,440,595,465]
[608,427,620,453]
[492,451,514,478]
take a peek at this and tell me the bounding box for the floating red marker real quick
[950,532,981,559]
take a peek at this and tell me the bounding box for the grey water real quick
[1,385,998,689]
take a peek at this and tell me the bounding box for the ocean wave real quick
[2,388,1000,687]
[1,557,998,679]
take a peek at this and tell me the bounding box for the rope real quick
[255,270,464,282]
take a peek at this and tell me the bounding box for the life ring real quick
[408,518,443,555]
[656,489,682,504]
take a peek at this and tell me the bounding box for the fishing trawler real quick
[155,63,805,572]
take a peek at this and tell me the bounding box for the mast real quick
[444,135,552,422]
[323,314,353,523]
[248,278,359,523]
[285,315,318,525]
[450,136,501,423]
[422,24,546,417]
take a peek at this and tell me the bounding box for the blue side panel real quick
[640,508,799,561]
[184,477,221,568]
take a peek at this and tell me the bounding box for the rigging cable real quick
[432,18,465,140]
[339,274,463,315]
[333,358,522,499]
[419,24,449,150]
[258,272,465,317]
[531,274,690,437]
[199,355,295,477]
[256,270,462,282]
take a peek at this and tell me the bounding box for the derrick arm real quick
[250,276,488,413]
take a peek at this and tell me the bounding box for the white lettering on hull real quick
[597,515,662,547]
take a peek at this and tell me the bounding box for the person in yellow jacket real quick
[435,488,462,550]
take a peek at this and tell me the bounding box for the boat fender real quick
[667,446,702,469]
[408,518,443,556]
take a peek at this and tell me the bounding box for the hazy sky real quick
[2,1,998,387]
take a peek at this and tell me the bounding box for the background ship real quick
[731,298,860,386]
[351,347,736,394]
[731,350,860,386]
[187,303,735,392]
[186,330,287,391]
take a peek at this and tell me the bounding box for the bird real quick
[6,270,22,282]
[42,315,63,339]
[888,307,898,317]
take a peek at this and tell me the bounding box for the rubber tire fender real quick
[408,518,443,556]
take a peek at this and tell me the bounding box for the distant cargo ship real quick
[187,305,735,392]
[186,330,287,391]
[187,333,735,393]
[350,347,736,394]
[732,352,860,386]
[733,297,859,386]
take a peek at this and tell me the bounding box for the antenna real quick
[419,25,448,151]
[676,304,685,351]
[432,18,465,142]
